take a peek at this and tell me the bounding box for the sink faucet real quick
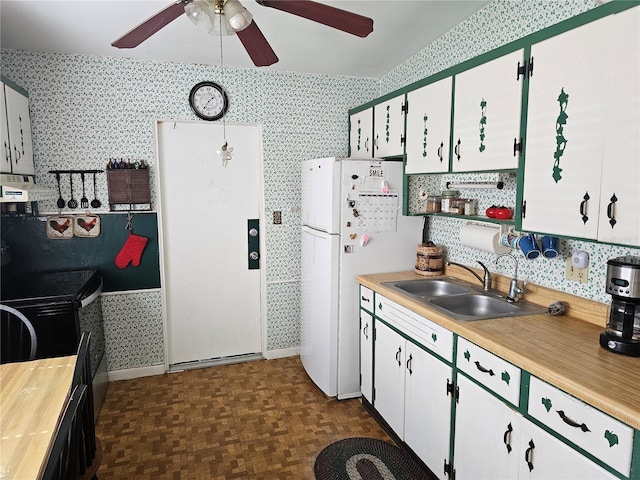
[445,260,492,291]
[495,254,527,303]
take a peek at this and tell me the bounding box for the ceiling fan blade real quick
[256,0,373,38]
[112,1,192,48]
[236,21,279,67]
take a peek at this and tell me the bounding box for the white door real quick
[373,321,405,437]
[373,95,405,158]
[452,49,524,172]
[404,342,452,480]
[454,374,521,480]
[300,226,340,396]
[157,121,263,367]
[521,18,609,238]
[405,77,452,174]
[359,309,373,403]
[349,108,373,157]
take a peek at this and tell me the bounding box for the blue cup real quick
[541,235,559,258]
[519,233,540,259]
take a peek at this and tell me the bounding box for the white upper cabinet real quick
[452,49,524,172]
[373,94,406,158]
[598,6,640,246]
[521,7,639,246]
[2,81,35,176]
[349,108,373,157]
[405,77,452,174]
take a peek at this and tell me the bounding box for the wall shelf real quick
[411,212,515,226]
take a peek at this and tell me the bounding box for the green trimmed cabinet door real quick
[521,16,609,239]
[373,95,406,158]
[405,77,452,174]
[451,49,524,172]
[597,5,640,246]
[359,310,373,403]
[454,374,521,479]
[349,108,373,157]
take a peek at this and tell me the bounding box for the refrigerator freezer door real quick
[301,157,341,234]
[300,225,340,397]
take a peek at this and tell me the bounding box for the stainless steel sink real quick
[381,277,546,321]
[430,294,518,316]
[384,278,469,297]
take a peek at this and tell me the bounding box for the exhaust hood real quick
[0,174,55,202]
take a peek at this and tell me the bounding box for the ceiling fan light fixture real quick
[223,0,253,32]
[185,0,214,27]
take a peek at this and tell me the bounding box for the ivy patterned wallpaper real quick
[0,50,377,371]
[3,0,637,372]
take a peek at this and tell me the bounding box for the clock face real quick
[189,81,228,121]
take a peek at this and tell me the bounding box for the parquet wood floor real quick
[95,356,391,479]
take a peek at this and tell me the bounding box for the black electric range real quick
[1,269,100,306]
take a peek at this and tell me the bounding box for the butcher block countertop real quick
[356,268,640,431]
[0,355,76,479]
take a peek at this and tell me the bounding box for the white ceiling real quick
[0,0,490,77]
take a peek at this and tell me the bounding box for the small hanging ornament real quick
[217,141,233,167]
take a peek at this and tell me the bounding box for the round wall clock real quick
[188,81,229,121]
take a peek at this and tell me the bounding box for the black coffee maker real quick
[600,256,640,356]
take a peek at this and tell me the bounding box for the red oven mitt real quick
[115,232,148,269]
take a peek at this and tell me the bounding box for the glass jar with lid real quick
[440,190,460,213]
[426,195,442,213]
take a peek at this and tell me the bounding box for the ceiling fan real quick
[111,0,374,67]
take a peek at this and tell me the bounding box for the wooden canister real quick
[415,242,444,276]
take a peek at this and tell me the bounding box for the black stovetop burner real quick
[1,269,99,305]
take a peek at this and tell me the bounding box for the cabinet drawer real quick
[376,295,453,363]
[359,285,374,312]
[456,337,521,406]
[528,376,633,476]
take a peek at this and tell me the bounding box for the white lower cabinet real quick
[359,309,373,403]
[454,374,521,479]
[454,374,617,480]
[373,295,454,480]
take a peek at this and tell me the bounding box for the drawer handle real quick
[361,295,370,302]
[525,439,535,472]
[406,354,413,375]
[395,347,402,366]
[556,410,591,432]
[503,423,513,453]
[474,361,495,376]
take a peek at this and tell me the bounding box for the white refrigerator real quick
[300,157,423,399]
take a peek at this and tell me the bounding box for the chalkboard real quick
[1,213,161,292]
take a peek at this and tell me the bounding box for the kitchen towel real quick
[459,223,510,254]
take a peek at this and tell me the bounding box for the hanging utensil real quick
[55,172,65,209]
[67,174,78,209]
[90,172,101,209]
[80,172,89,208]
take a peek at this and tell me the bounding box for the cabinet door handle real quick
[13,144,21,162]
[406,353,413,375]
[579,192,590,224]
[374,134,379,150]
[525,439,535,472]
[503,423,513,453]
[556,410,590,432]
[474,360,495,376]
[607,193,618,228]
[437,142,444,163]
[363,323,368,340]
[361,295,370,303]
[395,346,402,366]
[4,141,11,164]
[454,139,461,161]
[365,138,369,151]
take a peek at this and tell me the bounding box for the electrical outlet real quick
[273,211,282,224]
[566,258,589,283]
